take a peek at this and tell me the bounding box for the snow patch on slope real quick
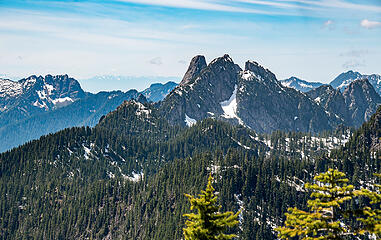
[125,171,144,182]
[220,84,244,125]
[135,102,151,116]
[52,97,74,105]
[185,114,196,127]
[0,79,22,98]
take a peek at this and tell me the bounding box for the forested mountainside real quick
[1,96,379,239]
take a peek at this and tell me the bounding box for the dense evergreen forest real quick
[0,100,380,239]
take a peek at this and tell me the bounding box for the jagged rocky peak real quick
[159,54,241,126]
[179,55,207,86]
[209,54,240,69]
[244,60,277,82]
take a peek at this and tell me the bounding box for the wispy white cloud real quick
[149,57,163,65]
[339,50,369,58]
[236,0,319,10]
[322,19,334,29]
[342,59,366,69]
[361,19,381,29]
[323,20,333,27]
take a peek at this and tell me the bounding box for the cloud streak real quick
[116,0,381,15]
[277,0,381,13]
[361,19,381,29]
[116,0,284,15]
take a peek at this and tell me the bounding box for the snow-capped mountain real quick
[0,78,23,99]
[330,70,381,95]
[160,54,342,133]
[0,74,86,127]
[280,76,323,92]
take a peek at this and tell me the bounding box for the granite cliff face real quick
[343,79,381,126]
[179,55,207,87]
[236,61,339,133]
[306,85,350,123]
[160,55,343,133]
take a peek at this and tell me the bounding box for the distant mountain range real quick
[0,77,177,152]
[80,75,179,93]
[280,71,381,95]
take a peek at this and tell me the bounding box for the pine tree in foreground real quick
[276,168,355,240]
[183,174,240,240]
[356,173,381,237]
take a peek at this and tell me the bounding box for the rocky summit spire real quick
[245,60,277,82]
[180,55,207,86]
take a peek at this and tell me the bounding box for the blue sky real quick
[0,0,380,91]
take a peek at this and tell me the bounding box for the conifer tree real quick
[356,173,381,236]
[183,174,240,240]
[276,168,355,239]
